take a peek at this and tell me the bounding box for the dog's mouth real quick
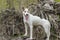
[25,14,29,20]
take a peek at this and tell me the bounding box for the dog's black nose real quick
[26,14,29,16]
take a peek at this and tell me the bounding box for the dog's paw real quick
[26,38,33,40]
[26,38,35,40]
[23,34,27,36]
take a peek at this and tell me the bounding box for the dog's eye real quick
[25,11,26,12]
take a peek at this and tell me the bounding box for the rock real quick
[43,2,54,11]
[11,37,22,40]
[55,2,60,8]
[55,2,60,15]
[56,7,60,15]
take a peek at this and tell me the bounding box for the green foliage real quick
[0,0,37,9]
[0,0,59,10]
[0,0,7,9]
[55,0,60,2]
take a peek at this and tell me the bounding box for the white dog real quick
[22,8,51,40]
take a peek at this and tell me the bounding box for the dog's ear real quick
[22,7,24,11]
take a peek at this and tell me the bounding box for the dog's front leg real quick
[23,23,28,36]
[29,24,33,39]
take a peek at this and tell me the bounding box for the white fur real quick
[23,8,51,40]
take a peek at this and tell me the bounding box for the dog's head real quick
[22,7,30,16]
[22,7,30,20]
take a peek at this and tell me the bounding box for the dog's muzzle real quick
[26,14,28,16]
[25,14,29,20]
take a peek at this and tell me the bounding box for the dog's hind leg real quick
[45,29,50,40]
[43,25,50,40]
